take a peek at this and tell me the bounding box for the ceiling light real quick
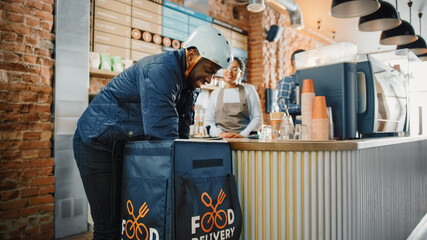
[380,20,417,45]
[289,7,304,29]
[247,0,265,13]
[264,0,304,29]
[417,53,427,61]
[330,0,380,18]
[397,35,427,55]
[398,12,427,55]
[358,1,401,31]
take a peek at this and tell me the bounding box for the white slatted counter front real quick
[227,137,427,240]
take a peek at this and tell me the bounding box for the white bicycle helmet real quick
[183,25,233,70]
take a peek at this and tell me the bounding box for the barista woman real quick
[204,57,262,138]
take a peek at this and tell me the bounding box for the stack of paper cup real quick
[301,79,315,139]
[312,96,329,140]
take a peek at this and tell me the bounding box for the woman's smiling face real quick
[222,59,241,84]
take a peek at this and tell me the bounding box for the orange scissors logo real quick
[200,189,228,232]
[125,200,149,240]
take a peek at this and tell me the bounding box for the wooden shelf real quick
[89,69,221,92]
[90,68,119,78]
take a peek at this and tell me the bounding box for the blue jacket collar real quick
[176,48,193,90]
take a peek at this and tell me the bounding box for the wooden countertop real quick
[188,136,427,151]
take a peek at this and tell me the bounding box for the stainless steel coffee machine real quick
[294,43,408,139]
[356,54,408,138]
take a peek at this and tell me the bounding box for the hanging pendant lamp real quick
[397,35,427,55]
[380,20,417,45]
[417,53,427,61]
[395,3,426,54]
[330,0,380,18]
[247,0,265,13]
[359,1,401,31]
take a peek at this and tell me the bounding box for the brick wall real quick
[0,1,55,239]
[247,6,328,122]
[209,0,249,32]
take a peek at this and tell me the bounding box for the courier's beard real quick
[188,75,200,89]
[189,76,210,89]
[188,69,211,89]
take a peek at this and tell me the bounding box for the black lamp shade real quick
[331,0,380,18]
[359,1,401,31]
[417,53,427,61]
[397,35,427,55]
[380,20,418,45]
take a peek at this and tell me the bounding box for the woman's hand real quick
[218,132,244,138]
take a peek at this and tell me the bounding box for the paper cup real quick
[312,96,329,140]
[312,96,328,119]
[301,92,315,139]
[312,119,329,140]
[302,79,315,93]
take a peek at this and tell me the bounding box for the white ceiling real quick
[295,0,427,53]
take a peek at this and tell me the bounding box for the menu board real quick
[92,0,248,63]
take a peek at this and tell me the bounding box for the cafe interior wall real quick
[207,0,329,123]
[169,0,329,123]
[245,5,328,122]
[89,0,331,123]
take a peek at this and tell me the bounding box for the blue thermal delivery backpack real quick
[120,139,242,240]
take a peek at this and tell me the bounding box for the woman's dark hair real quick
[234,57,246,74]
[291,49,305,67]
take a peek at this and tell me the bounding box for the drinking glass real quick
[260,125,273,140]
[294,124,308,140]
[279,122,294,140]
